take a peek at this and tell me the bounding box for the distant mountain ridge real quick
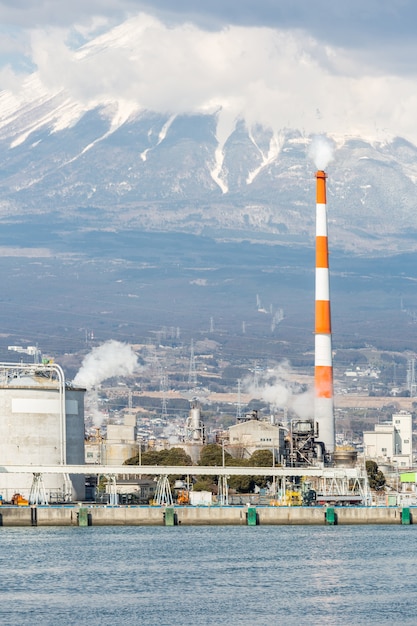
[0,26,417,255]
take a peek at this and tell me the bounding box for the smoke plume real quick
[74,340,140,429]
[74,339,139,389]
[308,134,335,170]
[245,361,314,421]
[83,387,107,428]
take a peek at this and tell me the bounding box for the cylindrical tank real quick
[190,406,200,431]
[102,442,138,466]
[186,403,204,442]
[333,448,358,468]
[0,363,85,501]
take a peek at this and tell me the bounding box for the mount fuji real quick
[0,17,416,257]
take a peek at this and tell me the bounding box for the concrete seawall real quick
[0,505,412,527]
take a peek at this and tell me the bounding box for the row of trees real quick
[125,447,390,494]
[196,444,275,493]
[125,444,276,494]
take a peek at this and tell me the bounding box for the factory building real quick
[227,413,285,460]
[0,362,86,501]
[363,410,413,468]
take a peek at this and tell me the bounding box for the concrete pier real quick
[0,505,412,527]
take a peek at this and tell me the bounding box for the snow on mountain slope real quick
[0,17,416,254]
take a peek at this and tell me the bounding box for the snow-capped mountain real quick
[0,19,417,256]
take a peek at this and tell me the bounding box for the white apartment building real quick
[363,410,413,468]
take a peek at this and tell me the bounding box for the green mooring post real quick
[247,507,258,526]
[164,507,177,526]
[401,507,411,525]
[78,508,89,527]
[325,507,336,525]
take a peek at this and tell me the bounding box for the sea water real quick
[0,524,415,625]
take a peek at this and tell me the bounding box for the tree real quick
[124,447,192,466]
[193,478,217,492]
[163,448,193,466]
[198,444,232,466]
[249,450,274,467]
[366,460,386,491]
[249,449,275,489]
[195,444,232,492]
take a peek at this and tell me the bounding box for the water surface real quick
[0,525,415,625]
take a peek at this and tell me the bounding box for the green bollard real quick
[164,507,177,526]
[325,507,336,525]
[78,508,89,527]
[246,507,258,526]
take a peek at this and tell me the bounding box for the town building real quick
[363,410,413,468]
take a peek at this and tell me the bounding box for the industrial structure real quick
[314,169,335,458]
[0,160,374,509]
[179,402,206,463]
[103,415,138,466]
[227,410,284,460]
[363,410,413,469]
[0,362,85,502]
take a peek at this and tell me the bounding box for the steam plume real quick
[84,388,107,428]
[74,339,139,389]
[308,134,335,170]
[245,361,314,421]
[74,340,140,428]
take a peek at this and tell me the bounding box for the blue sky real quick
[0,1,416,143]
[1,0,414,62]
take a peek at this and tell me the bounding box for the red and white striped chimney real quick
[315,170,335,454]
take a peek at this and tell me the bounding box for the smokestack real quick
[314,170,335,454]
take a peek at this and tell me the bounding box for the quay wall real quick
[0,505,412,526]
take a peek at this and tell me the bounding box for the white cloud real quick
[2,12,417,145]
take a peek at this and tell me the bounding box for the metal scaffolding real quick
[154,475,173,506]
[29,473,48,505]
[218,475,229,506]
[106,474,119,506]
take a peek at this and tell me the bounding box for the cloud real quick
[2,10,417,145]
[0,1,417,73]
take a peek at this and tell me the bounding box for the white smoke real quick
[246,361,314,421]
[74,339,139,389]
[74,339,140,429]
[83,387,107,428]
[308,134,335,170]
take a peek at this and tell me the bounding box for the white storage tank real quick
[0,362,85,502]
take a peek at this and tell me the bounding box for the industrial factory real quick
[0,153,413,516]
[78,163,367,508]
